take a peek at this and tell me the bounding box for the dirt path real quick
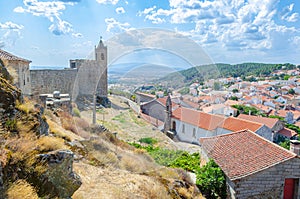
[80,96,201,153]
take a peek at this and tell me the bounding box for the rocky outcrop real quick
[35,105,49,136]
[0,76,21,115]
[36,150,81,198]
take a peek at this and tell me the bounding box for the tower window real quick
[101,53,104,60]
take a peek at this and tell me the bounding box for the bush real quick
[138,137,158,145]
[72,108,81,117]
[196,159,226,199]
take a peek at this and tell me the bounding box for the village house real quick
[168,107,272,144]
[202,104,237,117]
[200,129,300,199]
[237,114,285,141]
[0,49,31,95]
[140,96,178,125]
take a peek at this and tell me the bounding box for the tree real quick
[232,88,239,93]
[288,89,295,95]
[229,96,238,101]
[213,82,221,91]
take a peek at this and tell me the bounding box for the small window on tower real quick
[101,53,104,60]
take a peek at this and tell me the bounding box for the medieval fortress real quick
[0,38,108,102]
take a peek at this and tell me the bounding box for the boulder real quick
[37,150,81,198]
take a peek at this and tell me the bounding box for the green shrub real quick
[72,108,81,117]
[129,142,200,172]
[5,119,17,131]
[196,159,226,199]
[138,137,158,145]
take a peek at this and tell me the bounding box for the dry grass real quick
[36,136,68,152]
[59,111,91,139]
[16,98,35,114]
[7,180,39,199]
[47,119,72,141]
[178,187,193,199]
[147,181,170,199]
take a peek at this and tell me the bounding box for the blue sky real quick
[0,0,299,67]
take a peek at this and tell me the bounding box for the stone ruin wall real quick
[30,69,77,96]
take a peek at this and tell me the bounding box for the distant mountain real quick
[108,62,184,83]
[158,62,296,88]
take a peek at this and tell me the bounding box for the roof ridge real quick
[243,128,297,156]
[231,116,264,127]
[0,49,31,63]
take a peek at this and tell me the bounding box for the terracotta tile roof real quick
[172,107,263,132]
[278,127,298,138]
[222,117,263,132]
[200,129,297,180]
[156,97,178,108]
[0,49,31,63]
[172,107,225,131]
[238,114,279,129]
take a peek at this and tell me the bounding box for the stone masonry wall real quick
[230,158,300,198]
[256,125,273,141]
[30,69,77,96]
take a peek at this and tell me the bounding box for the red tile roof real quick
[156,97,178,108]
[172,107,263,132]
[278,127,298,138]
[238,114,279,129]
[172,107,225,131]
[222,117,262,132]
[0,49,31,63]
[200,129,296,180]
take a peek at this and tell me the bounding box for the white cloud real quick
[281,4,299,22]
[116,7,125,14]
[285,13,299,22]
[105,18,132,33]
[72,32,83,38]
[14,0,81,36]
[138,0,300,52]
[0,21,24,47]
[96,0,119,5]
[0,21,24,30]
[49,18,73,35]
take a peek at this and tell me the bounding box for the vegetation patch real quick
[112,112,126,123]
[138,137,158,145]
[129,142,200,172]
[196,159,227,199]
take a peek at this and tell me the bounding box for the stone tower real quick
[69,37,108,103]
[95,37,108,98]
[164,94,172,133]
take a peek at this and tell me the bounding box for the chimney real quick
[290,140,300,156]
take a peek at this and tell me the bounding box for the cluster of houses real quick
[135,69,300,198]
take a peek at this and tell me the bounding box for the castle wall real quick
[29,39,107,101]
[30,69,77,96]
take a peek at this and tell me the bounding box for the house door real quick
[284,178,297,199]
[172,121,176,131]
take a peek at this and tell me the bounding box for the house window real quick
[27,77,29,82]
[101,53,105,60]
[193,128,196,138]
[182,124,185,134]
